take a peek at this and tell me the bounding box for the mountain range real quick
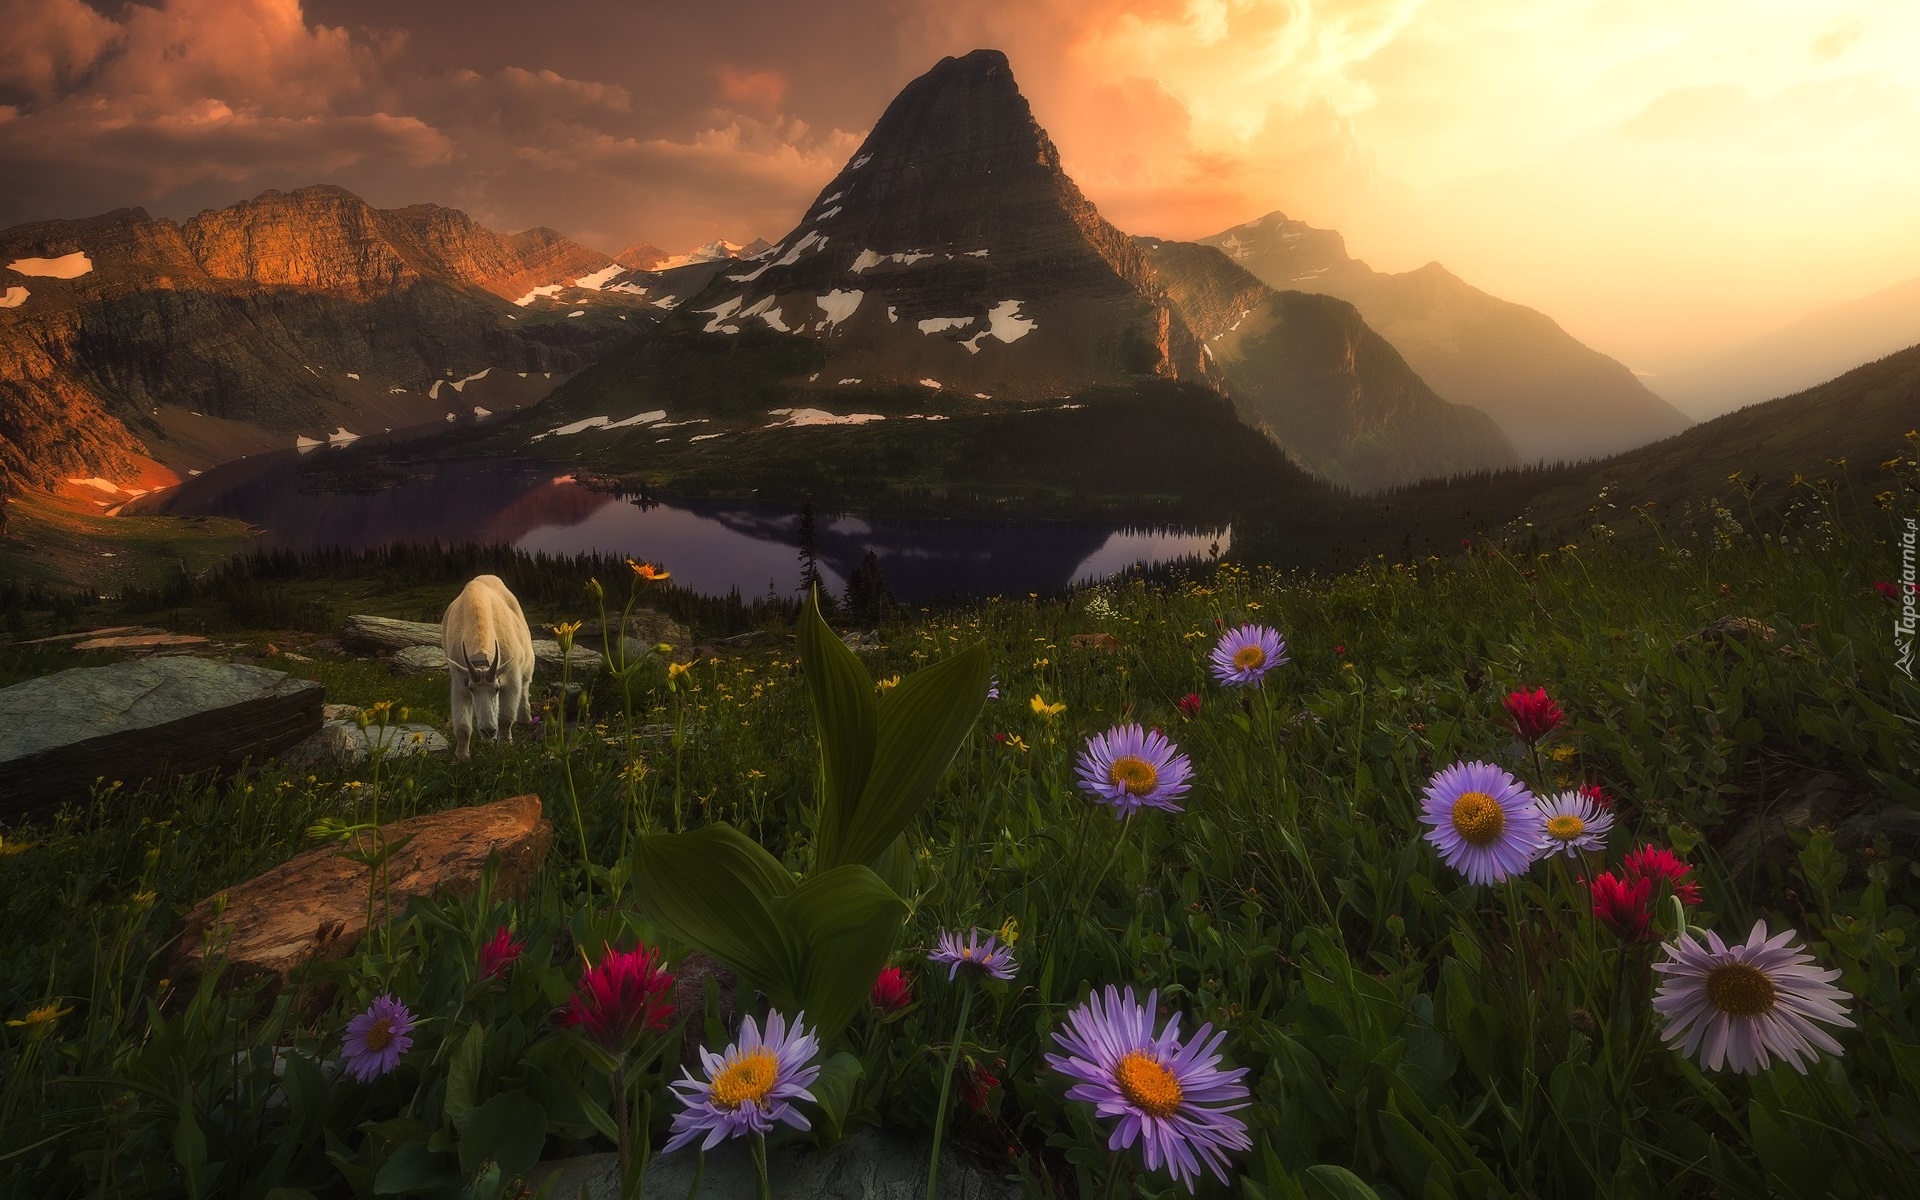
[1198,212,1694,463]
[4,43,1892,534]
[1650,272,1920,418]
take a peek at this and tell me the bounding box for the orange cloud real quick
[715,66,789,116]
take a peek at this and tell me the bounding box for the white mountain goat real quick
[441,574,535,759]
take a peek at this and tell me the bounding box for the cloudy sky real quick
[3,0,1917,371]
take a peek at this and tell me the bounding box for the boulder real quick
[627,607,691,650]
[72,632,212,652]
[171,793,551,985]
[1718,770,1920,884]
[524,1129,1017,1199]
[0,657,322,822]
[387,640,598,677]
[1675,615,1776,656]
[339,614,442,653]
[280,719,450,767]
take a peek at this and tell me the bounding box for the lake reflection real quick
[151,453,1229,601]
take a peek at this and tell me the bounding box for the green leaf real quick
[797,592,878,857]
[459,1090,548,1181]
[1303,1165,1385,1200]
[173,1084,209,1200]
[784,865,908,1038]
[630,824,801,1003]
[808,1051,867,1143]
[445,1021,487,1135]
[826,640,990,870]
[373,1140,459,1195]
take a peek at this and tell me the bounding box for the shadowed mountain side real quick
[1237,340,1920,563]
[1199,212,1691,462]
[1140,238,1517,491]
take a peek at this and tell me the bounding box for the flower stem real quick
[611,1062,629,1179]
[1083,810,1135,904]
[927,985,975,1200]
[685,1150,704,1200]
[749,1133,772,1200]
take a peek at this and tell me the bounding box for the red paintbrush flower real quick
[1589,871,1655,941]
[1578,783,1612,811]
[1503,687,1564,744]
[477,927,524,984]
[870,965,913,1017]
[1874,580,1899,602]
[558,944,674,1055]
[959,1056,1000,1114]
[1177,692,1203,718]
[1622,844,1704,907]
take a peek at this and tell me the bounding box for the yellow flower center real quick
[1232,645,1266,671]
[1545,814,1587,842]
[1705,963,1777,1018]
[362,1018,394,1052]
[1109,755,1159,796]
[1450,791,1505,847]
[709,1047,779,1111]
[1114,1050,1184,1118]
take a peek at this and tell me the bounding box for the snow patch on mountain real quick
[513,284,565,307]
[817,290,863,327]
[918,316,973,335]
[574,264,623,289]
[767,408,887,428]
[986,300,1036,342]
[8,251,92,278]
[1,287,27,308]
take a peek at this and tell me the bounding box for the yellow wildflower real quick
[1030,695,1065,718]
[552,620,582,651]
[1550,745,1578,764]
[7,1003,72,1033]
[627,559,671,582]
[876,675,901,693]
[997,916,1020,946]
[668,661,691,680]
[0,835,33,859]
[1006,734,1030,752]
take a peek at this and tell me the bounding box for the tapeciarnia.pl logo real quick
[1898,517,1916,680]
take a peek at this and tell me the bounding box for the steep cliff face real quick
[1140,238,1517,490]
[1199,212,1692,462]
[656,48,1208,399]
[0,191,651,493]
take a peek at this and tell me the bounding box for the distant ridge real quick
[1199,211,1693,462]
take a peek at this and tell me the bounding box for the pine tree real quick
[797,500,829,608]
[843,549,895,627]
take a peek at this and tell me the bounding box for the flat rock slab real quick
[280,719,450,767]
[0,657,322,822]
[172,794,551,985]
[526,1129,1017,1199]
[72,632,212,651]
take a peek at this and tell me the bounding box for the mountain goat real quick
[442,574,535,759]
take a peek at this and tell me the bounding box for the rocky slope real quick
[1140,239,1518,490]
[1200,212,1692,463]
[0,186,659,495]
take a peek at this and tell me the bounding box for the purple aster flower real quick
[1076,723,1194,816]
[929,928,1017,983]
[1534,789,1614,857]
[1208,624,1287,687]
[340,994,415,1082]
[987,675,1000,701]
[663,1009,821,1152]
[1652,919,1854,1075]
[1046,985,1251,1193]
[1417,761,1544,884]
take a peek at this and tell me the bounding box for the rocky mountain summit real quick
[654,48,1208,400]
[1200,212,1692,462]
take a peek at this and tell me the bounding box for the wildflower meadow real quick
[1,500,1917,1199]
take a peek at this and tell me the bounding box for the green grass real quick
[1,500,1917,1198]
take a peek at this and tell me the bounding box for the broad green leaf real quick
[1303,1165,1385,1200]
[797,592,877,856]
[372,1140,458,1195]
[873,833,914,898]
[826,640,990,870]
[808,1051,867,1143]
[459,1090,548,1181]
[172,1095,209,1200]
[783,865,908,1038]
[444,1021,487,1135]
[630,824,801,1003]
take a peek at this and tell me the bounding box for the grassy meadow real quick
[0,471,1917,1199]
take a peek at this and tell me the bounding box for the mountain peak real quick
[660,49,1203,396]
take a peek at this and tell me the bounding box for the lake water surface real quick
[151,451,1229,601]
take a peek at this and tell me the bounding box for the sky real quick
[3,0,1918,373]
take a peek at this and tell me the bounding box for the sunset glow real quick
[3,0,1916,369]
